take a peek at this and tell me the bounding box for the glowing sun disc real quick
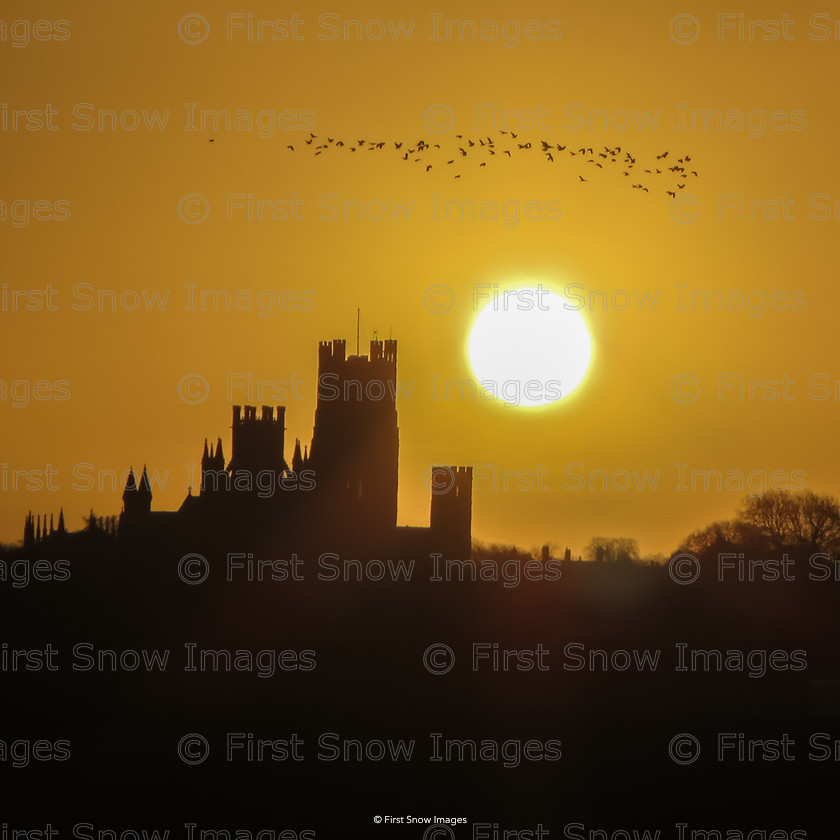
[468,287,592,408]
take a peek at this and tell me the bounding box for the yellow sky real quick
[3,0,840,555]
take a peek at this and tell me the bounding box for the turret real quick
[122,466,152,517]
[201,436,229,494]
[138,466,153,510]
[23,511,34,551]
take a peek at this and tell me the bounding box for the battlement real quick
[370,339,397,364]
[319,339,347,364]
[229,405,286,476]
[319,338,397,367]
[232,405,285,425]
[431,465,473,496]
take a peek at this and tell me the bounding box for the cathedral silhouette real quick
[24,337,473,558]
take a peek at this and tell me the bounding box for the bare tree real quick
[584,536,640,564]
[738,490,840,552]
[675,519,767,555]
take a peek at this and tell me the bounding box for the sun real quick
[468,285,593,408]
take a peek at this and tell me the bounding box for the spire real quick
[50,513,54,535]
[23,512,34,550]
[202,438,209,459]
[57,508,65,534]
[292,439,303,473]
[139,465,152,499]
[123,467,137,502]
[36,515,41,541]
[215,437,224,466]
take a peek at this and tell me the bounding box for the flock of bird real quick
[276,130,699,197]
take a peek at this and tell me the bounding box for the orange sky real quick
[3,0,840,555]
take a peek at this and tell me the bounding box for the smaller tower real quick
[229,404,286,477]
[429,465,473,558]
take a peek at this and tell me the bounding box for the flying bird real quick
[281,125,699,201]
